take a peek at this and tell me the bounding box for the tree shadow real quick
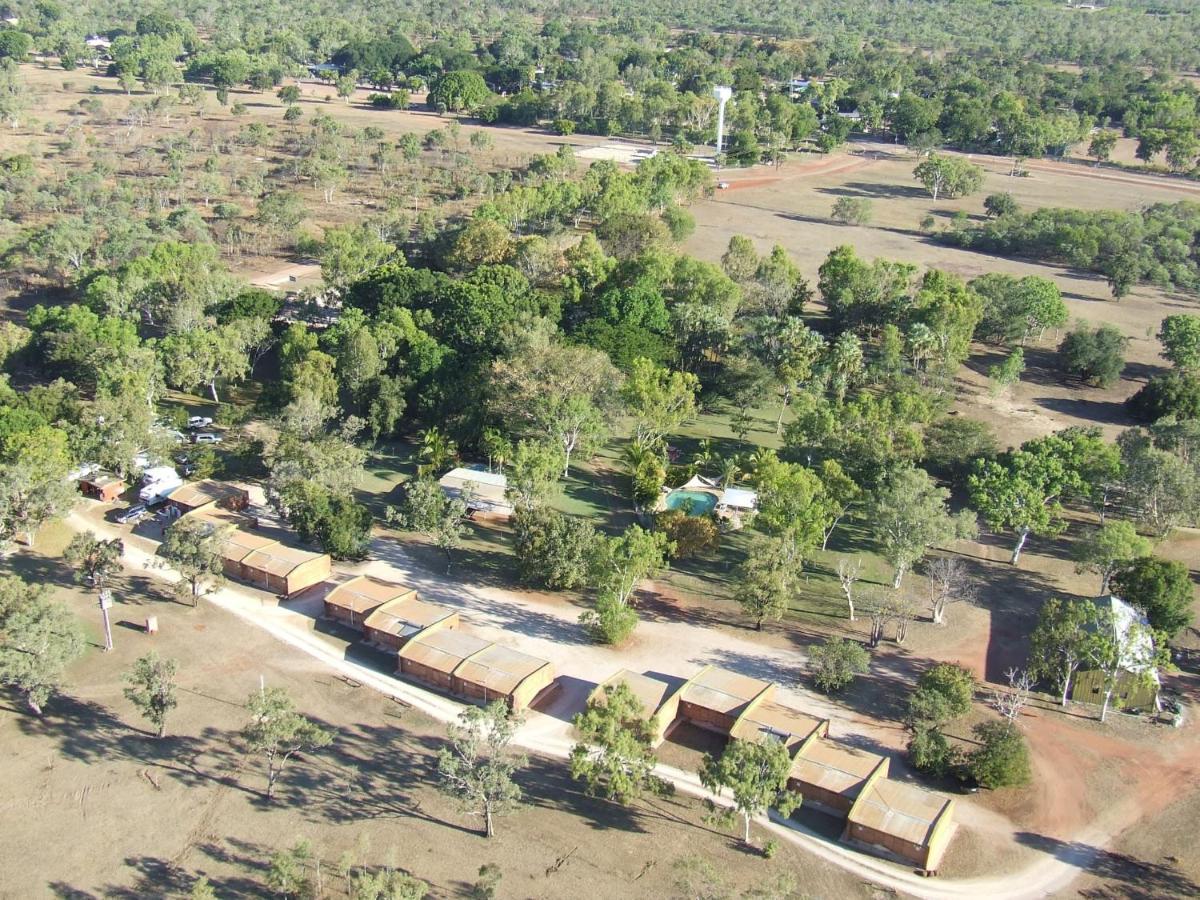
[1015,832,1200,899]
[1034,396,1133,427]
[816,181,931,201]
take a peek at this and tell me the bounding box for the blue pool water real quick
[664,489,719,516]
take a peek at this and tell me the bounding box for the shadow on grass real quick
[1016,832,1200,900]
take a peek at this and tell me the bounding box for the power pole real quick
[98,589,114,652]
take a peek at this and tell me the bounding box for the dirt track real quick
[61,503,1200,900]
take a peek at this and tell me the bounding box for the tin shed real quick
[452,643,555,711]
[845,778,956,873]
[399,628,492,692]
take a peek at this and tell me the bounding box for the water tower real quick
[713,85,733,156]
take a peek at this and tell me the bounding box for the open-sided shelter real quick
[452,643,555,711]
[78,472,126,503]
[238,542,332,598]
[588,670,684,746]
[789,739,889,815]
[844,778,956,873]
[323,575,413,631]
[362,594,458,652]
[678,665,776,734]
[438,467,513,518]
[165,480,250,516]
[398,628,491,692]
[730,701,829,756]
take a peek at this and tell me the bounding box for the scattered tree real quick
[1072,521,1151,594]
[437,701,526,837]
[870,466,977,586]
[242,687,333,802]
[158,517,229,605]
[123,652,179,737]
[570,682,671,803]
[699,738,799,846]
[0,576,85,715]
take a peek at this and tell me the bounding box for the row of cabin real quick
[322,574,554,711]
[588,666,956,874]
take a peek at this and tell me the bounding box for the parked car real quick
[191,432,222,444]
[115,504,147,524]
[717,181,730,189]
[187,416,214,429]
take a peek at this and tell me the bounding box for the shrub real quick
[1126,370,1200,422]
[662,205,696,242]
[809,637,870,693]
[908,663,975,726]
[831,196,873,226]
[967,722,1031,789]
[983,192,1019,218]
[1057,323,1127,387]
[908,725,959,777]
[582,592,639,645]
[655,510,720,558]
[553,118,576,136]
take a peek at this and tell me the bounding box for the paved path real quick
[66,510,1103,900]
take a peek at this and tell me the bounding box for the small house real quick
[844,778,956,873]
[789,739,889,816]
[588,670,685,746]
[78,472,126,503]
[165,480,250,517]
[323,574,414,631]
[398,628,492,692]
[361,594,458,652]
[677,666,776,734]
[452,643,555,712]
[438,467,512,518]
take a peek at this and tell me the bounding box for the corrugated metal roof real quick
[399,628,491,674]
[167,480,247,509]
[362,595,453,638]
[848,779,952,846]
[327,575,415,614]
[595,670,677,718]
[682,667,772,715]
[242,543,326,577]
[731,701,824,751]
[455,643,550,695]
[791,739,884,797]
[221,529,278,563]
[438,468,510,506]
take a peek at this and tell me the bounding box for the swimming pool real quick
[664,489,719,516]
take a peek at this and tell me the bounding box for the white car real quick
[187,416,214,429]
[192,432,222,444]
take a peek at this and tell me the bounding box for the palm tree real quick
[417,426,458,476]
[718,454,743,488]
[692,438,718,475]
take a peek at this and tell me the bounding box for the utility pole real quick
[98,589,114,652]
